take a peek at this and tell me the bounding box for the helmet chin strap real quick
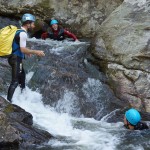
[124,124,129,129]
[124,120,130,129]
[125,120,135,129]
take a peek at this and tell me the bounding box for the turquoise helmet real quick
[22,13,36,23]
[50,19,58,25]
[125,108,141,125]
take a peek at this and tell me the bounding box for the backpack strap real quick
[12,29,26,53]
[15,29,26,44]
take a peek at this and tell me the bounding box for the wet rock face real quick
[0,96,52,149]
[0,16,19,29]
[0,37,127,120]
[24,39,127,119]
[0,0,123,38]
[0,59,10,95]
[92,1,150,112]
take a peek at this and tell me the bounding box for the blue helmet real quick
[125,108,141,125]
[50,19,58,25]
[21,13,36,23]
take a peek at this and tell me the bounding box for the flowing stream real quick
[12,84,122,150]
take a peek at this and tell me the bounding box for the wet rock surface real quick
[0,58,10,95]
[0,96,52,149]
[92,0,150,112]
[0,0,123,38]
[24,39,127,119]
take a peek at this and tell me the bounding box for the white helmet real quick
[21,13,36,23]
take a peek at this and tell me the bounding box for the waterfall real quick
[11,76,122,150]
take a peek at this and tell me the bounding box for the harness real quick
[48,28,65,41]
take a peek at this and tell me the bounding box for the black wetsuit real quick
[7,55,25,102]
[7,30,25,102]
[134,122,149,130]
[47,28,65,41]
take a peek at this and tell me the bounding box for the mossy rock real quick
[4,105,14,114]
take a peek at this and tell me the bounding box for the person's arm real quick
[64,29,79,41]
[20,32,45,56]
[20,47,45,56]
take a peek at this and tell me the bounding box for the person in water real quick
[41,19,79,41]
[7,13,45,102]
[124,108,149,130]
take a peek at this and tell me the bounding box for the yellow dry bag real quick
[0,25,18,57]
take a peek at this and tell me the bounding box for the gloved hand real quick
[41,32,48,40]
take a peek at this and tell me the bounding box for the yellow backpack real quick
[0,25,18,57]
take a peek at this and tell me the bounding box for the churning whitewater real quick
[9,71,121,150]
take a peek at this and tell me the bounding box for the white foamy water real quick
[124,0,147,6]
[7,72,123,150]
[55,89,80,115]
[82,78,103,102]
[12,87,122,150]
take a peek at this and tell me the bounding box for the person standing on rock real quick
[41,19,79,41]
[124,108,149,130]
[7,13,45,102]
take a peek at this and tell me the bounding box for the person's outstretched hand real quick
[35,50,45,56]
[75,39,80,42]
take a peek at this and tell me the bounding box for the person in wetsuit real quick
[124,108,149,130]
[7,13,45,102]
[41,19,79,41]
